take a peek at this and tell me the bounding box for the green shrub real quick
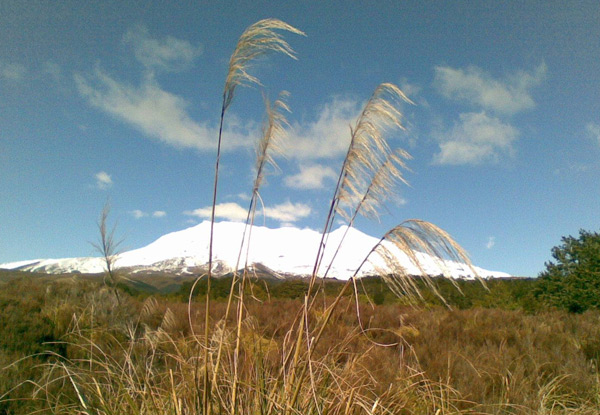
[534,229,600,312]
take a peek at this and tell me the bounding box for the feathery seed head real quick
[364,219,482,303]
[223,19,305,111]
[253,91,291,191]
[335,83,413,221]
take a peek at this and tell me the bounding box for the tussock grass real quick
[2,277,600,414]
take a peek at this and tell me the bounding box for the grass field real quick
[1,273,599,414]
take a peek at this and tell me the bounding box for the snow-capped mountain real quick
[0,221,511,279]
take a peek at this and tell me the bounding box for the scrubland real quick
[1,274,599,415]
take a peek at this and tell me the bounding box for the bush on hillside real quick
[534,229,600,312]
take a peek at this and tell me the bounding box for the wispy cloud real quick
[553,163,591,176]
[398,79,421,99]
[76,68,372,161]
[284,164,338,189]
[586,122,600,147]
[0,61,27,83]
[75,69,256,151]
[235,193,252,202]
[76,25,403,163]
[284,95,413,161]
[184,203,248,222]
[486,236,496,250]
[184,201,311,224]
[434,63,546,116]
[74,27,242,153]
[284,98,360,160]
[433,112,518,165]
[399,78,426,108]
[131,209,147,219]
[131,209,167,219]
[431,64,544,166]
[78,26,410,163]
[95,171,113,190]
[262,201,312,223]
[123,25,203,73]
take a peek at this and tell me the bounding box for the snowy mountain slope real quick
[0,221,511,279]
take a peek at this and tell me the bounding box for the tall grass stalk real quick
[203,24,479,412]
[203,19,303,414]
[273,80,480,410]
[92,201,123,307]
[229,93,290,413]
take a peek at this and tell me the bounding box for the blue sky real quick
[1,1,599,277]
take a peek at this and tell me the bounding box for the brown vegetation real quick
[1,276,600,414]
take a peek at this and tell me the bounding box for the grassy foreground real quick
[1,274,600,415]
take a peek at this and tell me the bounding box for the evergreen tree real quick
[535,230,600,312]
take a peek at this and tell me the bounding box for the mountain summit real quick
[1,221,510,279]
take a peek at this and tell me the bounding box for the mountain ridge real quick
[0,220,511,279]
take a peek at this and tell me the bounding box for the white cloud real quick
[284,164,338,189]
[123,25,202,72]
[236,193,252,202]
[0,61,27,82]
[131,209,148,219]
[75,66,406,163]
[75,69,255,151]
[486,236,496,250]
[586,122,600,146]
[394,196,408,207]
[398,78,426,109]
[95,171,113,189]
[433,112,518,165]
[130,210,166,219]
[398,79,421,99]
[185,201,311,224]
[262,201,312,223]
[553,163,591,176]
[184,203,248,222]
[284,98,360,160]
[283,95,412,161]
[434,63,546,115]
